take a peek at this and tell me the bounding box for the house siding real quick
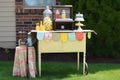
[0,0,60,48]
[0,0,16,48]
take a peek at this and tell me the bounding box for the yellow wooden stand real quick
[29,30,95,76]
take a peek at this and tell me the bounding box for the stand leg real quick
[83,52,86,75]
[77,52,80,71]
[38,41,41,77]
[38,52,41,77]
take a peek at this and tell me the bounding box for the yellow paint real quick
[38,33,86,53]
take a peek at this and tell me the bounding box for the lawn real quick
[0,61,120,80]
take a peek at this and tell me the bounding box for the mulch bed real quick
[0,47,15,61]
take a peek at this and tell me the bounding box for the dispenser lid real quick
[75,12,84,21]
[43,6,52,14]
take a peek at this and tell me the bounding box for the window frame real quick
[23,0,56,9]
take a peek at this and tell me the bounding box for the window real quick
[24,0,56,9]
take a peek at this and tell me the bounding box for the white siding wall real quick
[0,0,16,48]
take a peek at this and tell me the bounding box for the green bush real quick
[60,0,120,57]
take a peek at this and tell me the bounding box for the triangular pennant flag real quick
[75,32,84,41]
[87,32,91,39]
[44,32,52,41]
[68,33,76,41]
[52,33,60,41]
[37,32,44,40]
[60,33,68,42]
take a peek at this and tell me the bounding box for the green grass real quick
[0,61,120,80]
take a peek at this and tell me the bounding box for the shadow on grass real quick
[1,61,120,80]
[33,62,120,80]
[0,61,82,80]
[38,62,82,80]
